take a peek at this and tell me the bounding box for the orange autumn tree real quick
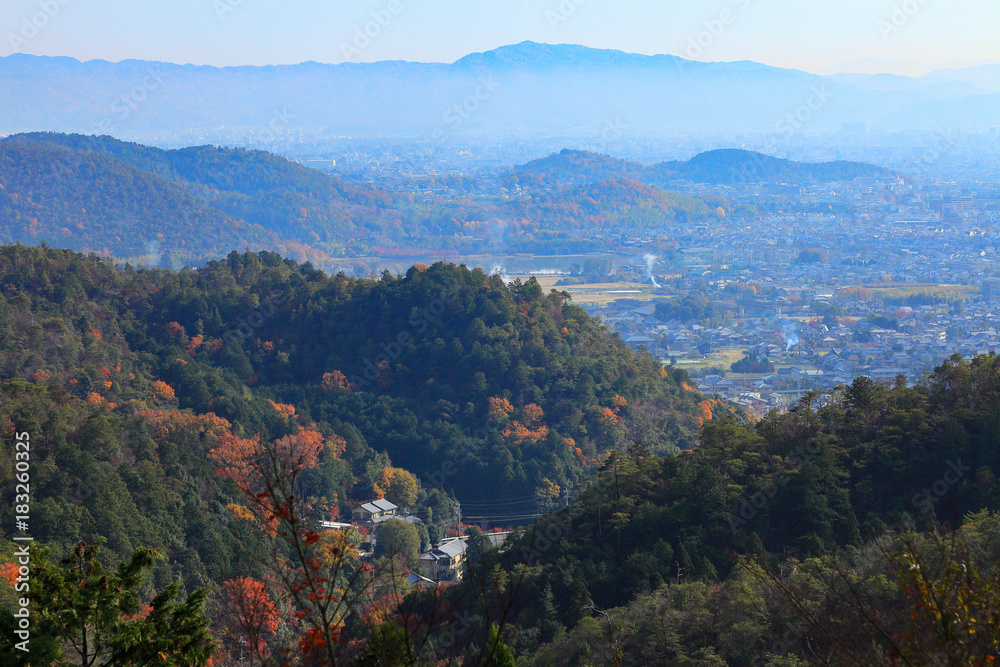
[186,334,204,356]
[151,380,176,401]
[0,562,18,589]
[599,395,628,427]
[209,424,393,666]
[218,577,281,663]
[487,396,514,423]
[136,409,231,446]
[269,400,296,418]
[321,370,353,393]
[501,403,550,447]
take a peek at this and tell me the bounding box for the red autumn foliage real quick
[163,321,187,342]
[219,577,280,658]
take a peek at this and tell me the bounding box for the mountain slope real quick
[0,245,707,507]
[0,139,277,262]
[0,133,405,261]
[511,149,649,187]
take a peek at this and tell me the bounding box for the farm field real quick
[510,275,663,306]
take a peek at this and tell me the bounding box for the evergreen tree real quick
[482,624,516,667]
[565,567,593,626]
[537,583,562,644]
[1,542,213,666]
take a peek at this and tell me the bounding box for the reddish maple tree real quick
[219,577,280,660]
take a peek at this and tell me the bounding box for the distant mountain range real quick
[1,42,998,142]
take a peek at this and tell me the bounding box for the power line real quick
[457,497,540,507]
[462,514,542,523]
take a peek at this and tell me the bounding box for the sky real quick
[2,0,998,75]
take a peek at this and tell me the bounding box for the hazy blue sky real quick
[2,0,997,74]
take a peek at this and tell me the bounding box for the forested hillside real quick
[0,133,399,262]
[491,357,1000,663]
[0,243,703,557]
[0,244,709,663]
[0,139,280,262]
[0,244,998,664]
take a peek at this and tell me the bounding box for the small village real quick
[323,498,512,588]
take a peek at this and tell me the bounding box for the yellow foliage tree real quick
[379,467,418,509]
[488,396,514,423]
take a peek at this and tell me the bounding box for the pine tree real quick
[538,583,562,644]
[677,544,695,582]
[482,624,516,667]
[566,567,593,626]
[698,555,719,583]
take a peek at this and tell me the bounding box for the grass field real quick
[673,348,745,372]
[509,275,663,306]
[674,348,819,378]
[868,284,977,299]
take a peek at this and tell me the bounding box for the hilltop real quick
[511,147,894,187]
[652,148,896,184]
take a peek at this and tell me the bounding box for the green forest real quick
[0,245,997,665]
